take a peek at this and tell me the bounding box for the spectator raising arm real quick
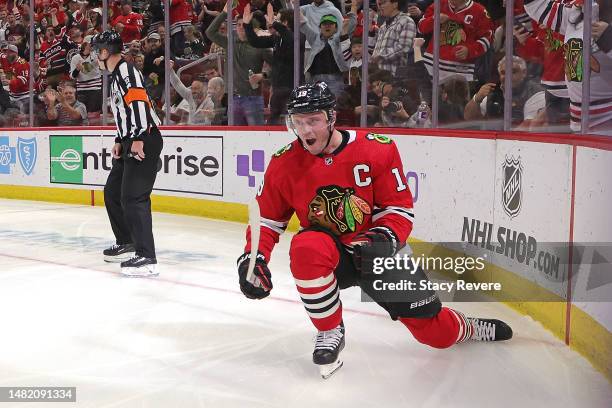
[205,2,228,49]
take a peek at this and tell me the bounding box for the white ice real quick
[0,199,609,408]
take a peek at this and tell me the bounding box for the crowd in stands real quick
[0,0,609,133]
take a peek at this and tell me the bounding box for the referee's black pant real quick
[104,128,163,259]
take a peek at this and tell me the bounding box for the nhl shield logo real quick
[502,156,522,218]
[18,137,37,175]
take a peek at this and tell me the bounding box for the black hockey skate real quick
[466,318,513,341]
[103,243,135,263]
[313,321,345,379]
[120,256,158,277]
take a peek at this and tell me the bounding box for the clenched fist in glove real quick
[350,227,400,274]
[237,252,273,299]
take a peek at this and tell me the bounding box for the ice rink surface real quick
[0,199,610,408]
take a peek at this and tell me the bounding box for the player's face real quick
[289,111,332,155]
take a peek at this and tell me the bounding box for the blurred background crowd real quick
[0,0,609,134]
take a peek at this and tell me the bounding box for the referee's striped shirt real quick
[110,59,161,141]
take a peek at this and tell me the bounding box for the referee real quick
[93,30,163,277]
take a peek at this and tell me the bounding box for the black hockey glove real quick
[350,227,399,274]
[237,251,273,299]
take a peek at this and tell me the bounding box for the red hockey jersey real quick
[515,24,567,98]
[419,0,493,82]
[112,12,143,43]
[0,53,29,100]
[244,130,414,262]
[170,0,194,35]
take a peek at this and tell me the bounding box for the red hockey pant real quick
[289,231,465,349]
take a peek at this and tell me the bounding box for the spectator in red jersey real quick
[112,0,143,44]
[418,0,493,83]
[36,0,67,27]
[0,44,29,113]
[170,0,193,56]
[513,17,569,129]
[70,0,91,33]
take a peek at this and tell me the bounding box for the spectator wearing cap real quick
[44,82,89,126]
[299,9,356,96]
[142,32,165,100]
[300,0,343,38]
[0,43,30,112]
[70,35,103,113]
[112,0,144,44]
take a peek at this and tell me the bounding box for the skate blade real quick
[319,359,343,379]
[104,252,135,263]
[121,265,159,277]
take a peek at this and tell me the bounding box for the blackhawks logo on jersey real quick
[365,133,392,144]
[544,29,564,52]
[441,20,466,47]
[308,185,371,235]
[564,38,601,82]
[273,143,292,157]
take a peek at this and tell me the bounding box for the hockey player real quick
[236,82,513,379]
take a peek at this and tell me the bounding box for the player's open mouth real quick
[306,138,316,146]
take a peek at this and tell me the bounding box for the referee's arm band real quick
[123,88,151,106]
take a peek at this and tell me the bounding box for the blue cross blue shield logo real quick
[17,137,37,175]
[0,136,16,174]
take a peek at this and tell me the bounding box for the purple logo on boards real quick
[237,150,265,187]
